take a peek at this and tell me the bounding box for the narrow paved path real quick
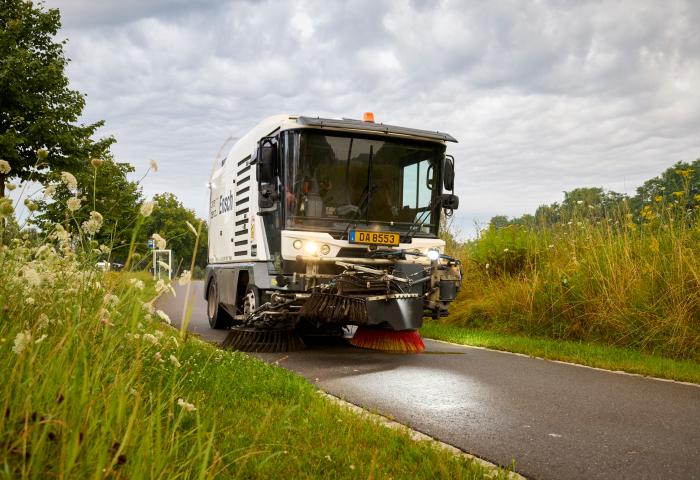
[159,281,700,480]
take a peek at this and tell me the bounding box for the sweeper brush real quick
[350,326,426,353]
[221,327,305,353]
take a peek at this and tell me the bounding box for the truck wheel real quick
[242,285,261,318]
[207,278,232,329]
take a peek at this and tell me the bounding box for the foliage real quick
[449,162,700,360]
[32,159,143,263]
[0,0,113,197]
[140,193,208,274]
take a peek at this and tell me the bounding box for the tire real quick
[242,285,261,319]
[207,278,232,329]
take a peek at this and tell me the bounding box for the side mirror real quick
[256,141,276,184]
[443,155,455,191]
[441,194,459,210]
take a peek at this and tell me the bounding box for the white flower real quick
[143,333,159,345]
[0,159,10,174]
[151,233,166,250]
[103,293,119,306]
[149,159,159,172]
[178,270,191,286]
[60,171,78,191]
[177,398,196,412]
[169,355,181,368]
[35,334,48,344]
[22,266,41,287]
[25,297,35,305]
[156,309,171,325]
[576,200,583,205]
[503,248,509,253]
[43,184,56,198]
[548,244,555,248]
[99,244,111,254]
[139,201,155,217]
[155,279,175,296]
[130,278,145,290]
[12,331,32,354]
[485,263,490,270]
[82,211,103,235]
[67,196,81,212]
[142,302,155,314]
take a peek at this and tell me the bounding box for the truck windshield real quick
[282,130,444,236]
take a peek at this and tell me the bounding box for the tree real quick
[33,158,143,262]
[632,159,700,214]
[0,0,113,197]
[141,193,208,275]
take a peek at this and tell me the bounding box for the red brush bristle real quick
[350,327,425,353]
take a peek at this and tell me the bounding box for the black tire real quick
[207,278,232,329]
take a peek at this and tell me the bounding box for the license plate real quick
[348,230,400,246]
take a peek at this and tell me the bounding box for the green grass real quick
[0,242,510,479]
[421,321,700,385]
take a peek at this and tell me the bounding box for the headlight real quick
[304,241,319,255]
[292,240,303,250]
[426,249,440,261]
[320,244,331,255]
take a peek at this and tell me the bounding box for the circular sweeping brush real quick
[350,326,425,353]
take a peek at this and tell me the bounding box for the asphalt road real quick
[159,281,700,480]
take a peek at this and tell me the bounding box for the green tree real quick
[141,193,208,276]
[33,158,143,262]
[631,159,700,214]
[0,0,113,197]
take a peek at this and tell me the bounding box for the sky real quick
[41,0,700,237]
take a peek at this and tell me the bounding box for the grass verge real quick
[421,322,700,385]
[0,241,510,479]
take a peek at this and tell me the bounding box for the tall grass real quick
[446,185,700,360]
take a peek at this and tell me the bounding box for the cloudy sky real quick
[44,0,700,236]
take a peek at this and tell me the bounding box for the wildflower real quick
[60,171,78,191]
[139,201,155,217]
[99,244,111,254]
[485,263,490,270]
[154,351,164,363]
[5,182,16,191]
[143,333,159,345]
[156,309,171,325]
[82,211,103,235]
[576,200,583,205]
[178,270,191,286]
[177,398,196,412]
[186,221,198,236]
[503,248,509,253]
[676,168,692,178]
[155,279,175,296]
[548,244,554,248]
[90,158,103,167]
[151,233,166,250]
[37,313,50,329]
[37,148,49,160]
[12,331,31,354]
[0,159,10,174]
[130,278,145,290]
[143,302,155,314]
[67,197,81,212]
[169,355,181,368]
[0,198,14,218]
[149,159,159,172]
[170,336,180,348]
[52,224,70,244]
[25,297,35,305]
[325,455,332,461]
[672,191,684,198]
[655,195,664,203]
[35,334,48,344]
[22,266,41,287]
[103,293,119,306]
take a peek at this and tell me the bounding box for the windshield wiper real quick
[403,198,434,241]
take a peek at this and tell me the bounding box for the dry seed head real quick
[140,201,155,217]
[67,197,81,212]
[37,149,49,160]
[60,171,78,191]
[149,159,159,172]
[0,159,10,174]
[90,158,103,167]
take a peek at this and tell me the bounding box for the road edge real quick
[426,338,700,388]
[319,391,525,480]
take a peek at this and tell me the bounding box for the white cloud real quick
[43,0,700,235]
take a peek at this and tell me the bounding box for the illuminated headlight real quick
[320,244,331,255]
[292,240,303,250]
[304,241,319,255]
[426,249,440,261]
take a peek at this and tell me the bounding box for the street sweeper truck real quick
[205,113,461,353]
